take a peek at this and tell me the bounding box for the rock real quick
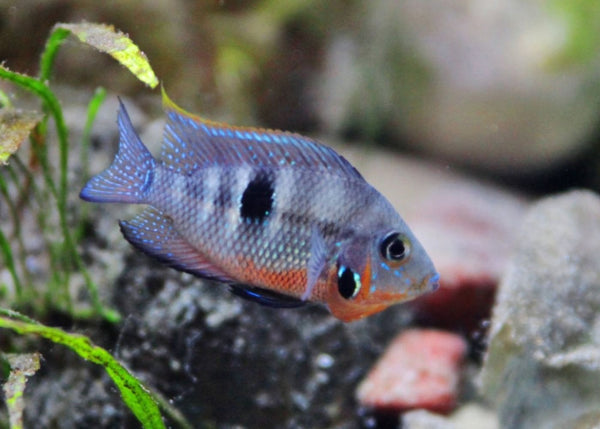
[74,249,419,429]
[449,404,499,429]
[317,0,600,176]
[479,190,600,429]
[402,409,456,429]
[356,329,467,414]
[403,407,500,429]
[553,411,600,429]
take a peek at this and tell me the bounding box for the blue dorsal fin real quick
[160,88,363,178]
[229,285,306,308]
[119,207,235,283]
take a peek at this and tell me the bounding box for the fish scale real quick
[80,91,440,322]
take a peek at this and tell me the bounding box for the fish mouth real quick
[427,272,441,291]
[363,272,441,307]
[412,272,440,296]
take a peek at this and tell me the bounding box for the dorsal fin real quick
[160,88,362,179]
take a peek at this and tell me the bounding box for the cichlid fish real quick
[80,92,439,322]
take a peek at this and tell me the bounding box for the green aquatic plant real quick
[0,310,166,429]
[1,352,41,429]
[0,22,192,429]
[0,23,159,320]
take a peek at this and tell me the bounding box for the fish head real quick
[325,224,439,322]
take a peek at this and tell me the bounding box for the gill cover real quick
[324,237,385,321]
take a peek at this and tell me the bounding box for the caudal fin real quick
[80,100,156,204]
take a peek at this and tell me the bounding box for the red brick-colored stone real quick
[356,329,467,414]
[407,182,527,330]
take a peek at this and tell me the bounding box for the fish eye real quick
[380,232,410,262]
[337,265,361,299]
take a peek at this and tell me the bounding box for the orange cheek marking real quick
[353,258,410,306]
[327,289,411,322]
[355,257,373,301]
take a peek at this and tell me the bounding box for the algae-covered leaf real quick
[0,108,42,165]
[2,353,41,429]
[53,22,159,88]
[0,315,165,429]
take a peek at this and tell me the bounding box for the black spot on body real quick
[240,170,274,222]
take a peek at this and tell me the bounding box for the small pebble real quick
[402,409,456,429]
[315,353,335,369]
[356,329,467,414]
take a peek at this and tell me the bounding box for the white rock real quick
[317,0,600,175]
[480,190,600,428]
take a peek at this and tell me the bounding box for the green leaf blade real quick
[0,315,166,429]
[39,27,71,82]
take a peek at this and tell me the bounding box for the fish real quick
[80,91,439,322]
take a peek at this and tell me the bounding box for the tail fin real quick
[80,100,156,204]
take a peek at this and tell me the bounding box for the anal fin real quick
[119,207,234,283]
[229,285,306,308]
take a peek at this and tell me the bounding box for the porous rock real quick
[479,190,600,429]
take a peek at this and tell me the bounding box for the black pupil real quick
[338,266,357,299]
[382,233,406,260]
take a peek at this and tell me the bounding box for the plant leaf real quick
[0,315,165,429]
[0,107,42,165]
[39,27,71,82]
[2,353,42,429]
[53,22,159,88]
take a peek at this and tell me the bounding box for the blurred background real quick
[2,1,600,428]
[2,0,600,191]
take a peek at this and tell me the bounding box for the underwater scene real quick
[1,1,600,428]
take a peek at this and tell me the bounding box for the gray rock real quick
[479,190,600,428]
[449,404,499,429]
[317,0,600,175]
[402,409,456,429]
[553,410,600,429]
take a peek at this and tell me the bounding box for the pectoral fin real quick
[301,226,329,301]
